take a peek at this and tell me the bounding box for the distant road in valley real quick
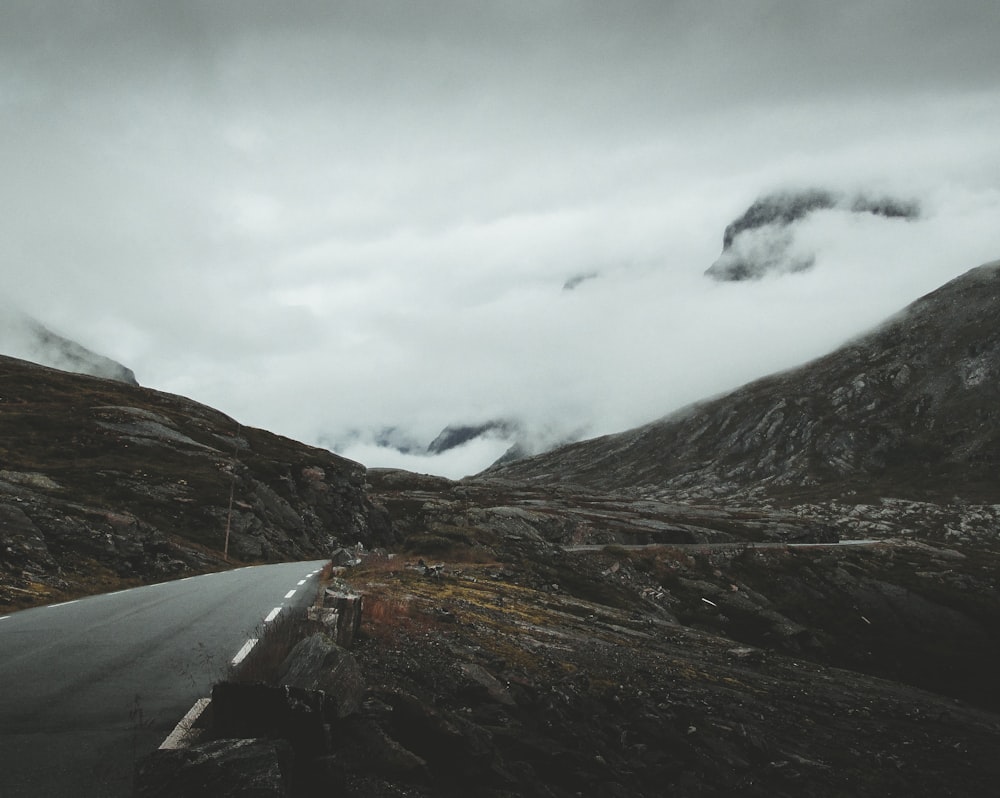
[0,559,329,798]
[563,539,882,553]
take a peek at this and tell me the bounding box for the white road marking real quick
[48,600,80,609]
[160,698,211,750]
[0,616,9,621]
[231,638,258,666]
[284,589,296,599]
[297,579,306,586]
[264,607,282,623]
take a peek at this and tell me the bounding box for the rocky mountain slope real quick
[0,310,138,385]
[487,260,1000,505]
[0,355,390,611]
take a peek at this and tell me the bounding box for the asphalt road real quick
[0,559,329,798]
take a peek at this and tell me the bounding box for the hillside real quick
[486,260,1000,505]
[0,355,390,611]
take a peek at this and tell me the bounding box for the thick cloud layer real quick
[2,1,999,477]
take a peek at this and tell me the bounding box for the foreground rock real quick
[278,633,365,718]
[134,738,292,798]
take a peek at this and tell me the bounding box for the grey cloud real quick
[1,1,999,477]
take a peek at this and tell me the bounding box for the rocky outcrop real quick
[368,468,838,551]
[706,188,919,280]
[0,355,392,610]
[134,738,292,798]
[426,420,522,455]
[278,634,365,717]
[488,261,1000,505]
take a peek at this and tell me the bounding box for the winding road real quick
[0,559,329,798]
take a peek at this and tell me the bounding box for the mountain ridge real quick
[485,260,1000,504]
[0,354,390,611]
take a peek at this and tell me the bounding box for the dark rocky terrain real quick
[0,355,390,611]
[137,495,1000,796]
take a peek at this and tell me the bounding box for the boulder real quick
[277,633,365,718]
[210,682,331,760]
[134,737,291,798]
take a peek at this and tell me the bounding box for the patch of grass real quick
[360,592,434,640]
[399,523,500,562]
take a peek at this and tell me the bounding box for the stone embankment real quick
[135,581,364,796]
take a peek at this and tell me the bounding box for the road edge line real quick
[159,697,211,750]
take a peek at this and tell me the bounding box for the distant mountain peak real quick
[707,188,920,281]
[0,310,138,385]
[427,420,523,454]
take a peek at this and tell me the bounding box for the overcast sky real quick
[3,1,999,477]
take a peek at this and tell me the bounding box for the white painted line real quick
[179,576,195,582]
[231,638,258,666]
[284,589,296,599]
[160,698,211,750]
[264,607,282,623]
[48,600,80,609]
[297,579,306,586]
[0,616,9,621]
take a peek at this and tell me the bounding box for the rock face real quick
[0,355,392,610]
[0,310,138,385]
[134,738,292,798]
[278,633,365,718]
[706,189,919,280]
[426,420,521,455]
[488,261,1000,504]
